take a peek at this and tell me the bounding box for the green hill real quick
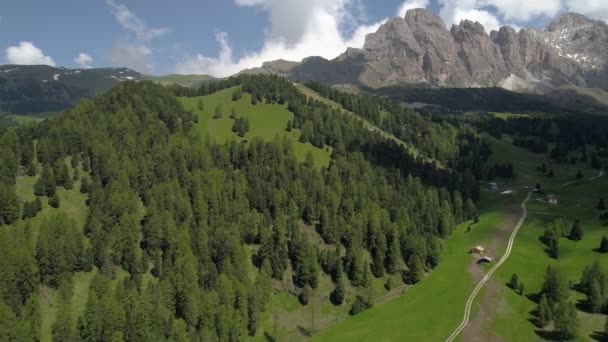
[0,75,484,341]
[145,74,216,87]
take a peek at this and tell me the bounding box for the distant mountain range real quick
[1,9,607,119]
[250,10,608,93]
[0,65,215,116]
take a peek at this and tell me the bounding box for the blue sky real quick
[1,0,606,76]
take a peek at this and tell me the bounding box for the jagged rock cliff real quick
[251,9,608,92]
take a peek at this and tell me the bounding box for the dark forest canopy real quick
[0,76,487,340]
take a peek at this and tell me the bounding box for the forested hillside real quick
[0,76,487,340]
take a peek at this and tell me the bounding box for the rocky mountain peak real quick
[548,12,598,32]
[249,9,608,92]
[404,8,446,30]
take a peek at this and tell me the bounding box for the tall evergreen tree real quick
[537,294,552,328]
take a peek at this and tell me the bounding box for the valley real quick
[1,4,608,341]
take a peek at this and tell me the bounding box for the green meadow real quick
[179,87,331,169]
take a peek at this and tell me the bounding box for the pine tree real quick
[542,266,568,304]
[537,294,552,328]
[509,273,519,290]
[49,192,60,208]
[598,198,606,211]
[518,282,525,296]
[587,279,603,313]
[569,220,584,241]
[600,236,608,253]
[213,104,223,119]
[80,176,89,194]
[403,255,424,285]
[330,261,345,305]
[197,98,205,111]
[0,183,20,225]
[554,300,579,340]
[549,236,560,259]
[230,106,237,119]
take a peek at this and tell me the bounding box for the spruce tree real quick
[569,220,584,241]
[518,282,525,296]
[404,255,424,285]
[80,176,89,194]
[0,183,20,225]
[537,294,552,328]
[542,266,568,304]
[49,192,60,208]
[554,300,579,340]
[600,236,608,253]
[587,279,603,313]
[598,198,606,211]
[509,273,519,290]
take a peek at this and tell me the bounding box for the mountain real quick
[144,74,216,87]
[252,10,608,93]
[0,65,219,118]
[0,64,143,115]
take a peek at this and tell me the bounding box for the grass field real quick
[477,135,608,341]
[313,192,514,341]
[294,84,444,168]
[313,133,607,341]
[179,87,331,169]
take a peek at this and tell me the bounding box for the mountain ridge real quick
[249,9,608,92]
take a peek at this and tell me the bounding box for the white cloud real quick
[452,8,502,32]
[564,0,608,23]
[175,0,608,77]
[483,0,562,22]
[396,0,430,17]
[105,0,168,42]
[109,42,153,74]
[74,53,93,68]
[175,0,385,77]
[5,41,55,66]
[105,0,167,74]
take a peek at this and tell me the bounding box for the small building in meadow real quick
[478,256,493,264]
[547,195,558,205]
[469,246,485,254]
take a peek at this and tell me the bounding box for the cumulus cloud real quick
[564,0,608,23]
[5,41,55,66]
[74,53,93,68]
[175,0,608,77]
[105,0,169,41]
[109,42,153,74]
[175,0,385,77]
[105,0,167,74]
[396,0,430,17]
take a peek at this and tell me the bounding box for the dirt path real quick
[448,167,604,341]
[446,191,532,342]
[460,202,521,342]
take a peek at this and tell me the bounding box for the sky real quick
[1,0,607,76]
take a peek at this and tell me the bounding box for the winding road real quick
[446,166,605,342]
[445,190,532,342]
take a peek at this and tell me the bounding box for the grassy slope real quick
[14,167,89,341]
[294,84,443,168]
[482,135,608,341]
[315,133,606,341]
[144,74,216,87]
[179,87,331,169]
[314,193,512,341]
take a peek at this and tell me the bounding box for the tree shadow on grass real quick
[535,330,563,341]
[590,331,608,342]
[526,292,541,304]
[263,332,275,342]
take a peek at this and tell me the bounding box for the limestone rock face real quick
[255,9,608,92]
